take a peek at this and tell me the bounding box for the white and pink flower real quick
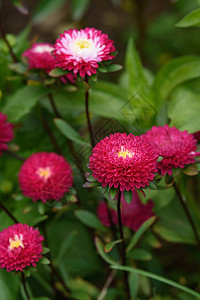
[53,28,116,78]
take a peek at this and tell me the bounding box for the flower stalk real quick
[85,75,95,148]
[116,190,130,299]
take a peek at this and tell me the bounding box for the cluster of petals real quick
[22,43,56,73]
[89,133,158,191]
[0,223,43,272]
[0,112,14,156]
[97,191,155,231]
[53,27,116,78]
[19,152,73,202]
[144,125,200,176]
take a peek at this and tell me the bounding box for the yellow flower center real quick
[75,39,91,50]
[37,167,51,180]
[118,147,133,159]
[9,234,24,250]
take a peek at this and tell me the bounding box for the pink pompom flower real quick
[19,152,73,202]
[0,112,14,156]
[144,125,200,176]
[22,43,56,73]
[53,27,116,78]
[97,191,155,231]
[0,223,43,272]
[89,133,158,192]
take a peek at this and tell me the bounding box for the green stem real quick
[85,76,95,148]
[21,273,31,300]
[173,182,200,251]
[0,201,18,223]
[5,150,25,161]
[116,191,130,299]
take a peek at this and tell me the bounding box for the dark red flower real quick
[19,152,73,202]
[89,133,158,191]
[0,223,43,272]
[144,125,200,176]
[0,112,14,156]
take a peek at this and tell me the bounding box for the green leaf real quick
[31,297,51,300]
[153,225,196,245]
[54,118,88,146]
[128,272,139,298]
[8,63,27,74]
[176,8,200,28]
[105,64,123,72]
[168,80,200,133]
[2,86,48,122]
[55,230,78,265]
[123,190,132,204]
[33,0,67,23]
[82,181,101,188]
[152,56,200,108]
[95,237,119,265]
[111,265,200,298]
[125,38,149,95]
[42,247,50,254]
[11,0,28,14]
[109,186,118,201]
[75,210,106,231]
[48,68,69,77]
[104,239,122,253]
[71,0,91,21]
[68,277,99,298]
[0,269,19,300]
[40,257,50,265]
[127,217,156,252]
[127,248,152,261]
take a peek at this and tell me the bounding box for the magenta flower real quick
[0,112,14,156]
[53,27,116,78]
[19,152,73,202]
[97,191,155,231]
[22,43,56,73]
[144,125,200,176]
[89,133,158,191]
[0,223,43,272]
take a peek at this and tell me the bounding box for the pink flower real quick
[22,43,56,73]
[19,152,73,202]
[0,223,43,272]
[89,133,158,191]
[53,27,116,78]
[144,125,200,176]
[0,112,14,156]
[97,191,155,231]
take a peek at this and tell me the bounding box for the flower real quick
[53,27,116,78]
[0,112,14,156]
[22,43,56,73]
[19,152,73,202]
[144,125,200,176]
[89,133,158,191]
[0,223,43,272]
[97,191,155,231]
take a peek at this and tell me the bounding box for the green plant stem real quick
[40,109,63,155]
[116,190,130,299]
[85,76,95,148]
[173,182,200,251]
[42,222,71,298]
[0,21,18,63]
[21,272,31,300]
[5,150,25,161]
[48,93,62,119]
[0,201,18,223]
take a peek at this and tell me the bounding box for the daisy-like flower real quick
[0,223,43,272]
[19,152,73,202]
[0,112,14,156]
[89,133,158,191]
[97,191,155,231]
[22,43,56,73]
[144,125,200,176]
[53,27,116,78]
